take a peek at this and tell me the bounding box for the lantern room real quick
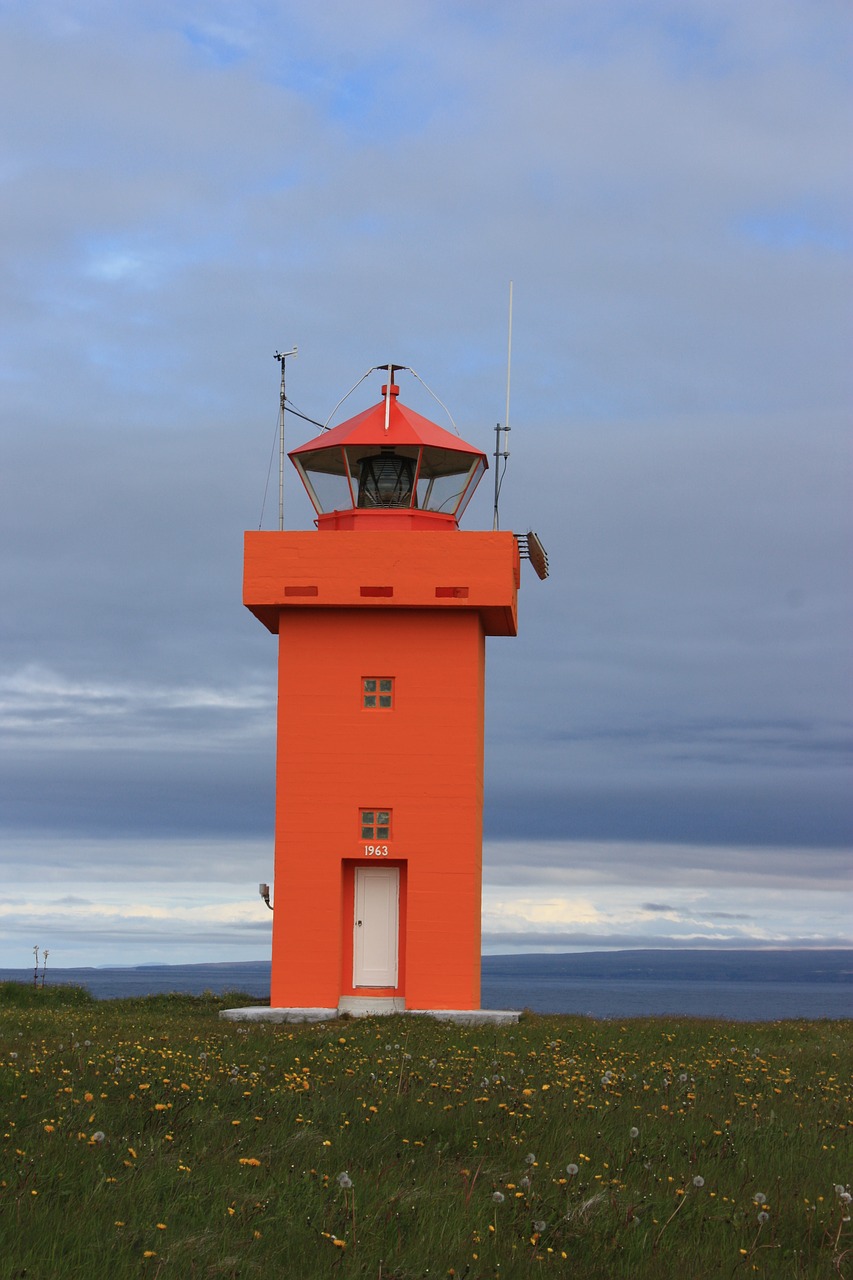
[289,378,487,531]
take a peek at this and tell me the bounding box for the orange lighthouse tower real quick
[243,369,521,1016]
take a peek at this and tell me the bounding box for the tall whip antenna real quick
[274,347,297,530]
[493,281,513,531]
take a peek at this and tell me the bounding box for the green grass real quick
[1,986,850,1278]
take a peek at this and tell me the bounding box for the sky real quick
[1,0,851,968]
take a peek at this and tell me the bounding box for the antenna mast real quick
[274,347,297,530]
[493,281,513,531]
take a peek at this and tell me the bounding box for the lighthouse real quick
[241,368,526,1018]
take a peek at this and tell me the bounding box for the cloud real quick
[0,1,850,965]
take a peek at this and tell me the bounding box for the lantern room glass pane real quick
[300,468,353,514]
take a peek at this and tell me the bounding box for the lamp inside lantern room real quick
[357,449,416,508]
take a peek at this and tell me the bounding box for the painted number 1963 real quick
[363,845,389,857]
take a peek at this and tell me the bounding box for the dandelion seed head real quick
[533,1219,547,1232]
[753,1192,767,1204]
[629,1127,639,1139]
[92,1131,106,1144]
[693,1176,705,1188]
[492,1191,505,1204]
[566,1163,579,1176]
[337,1172,352,1189]
[524,1152,536,1165]
[757,1210,769,1224]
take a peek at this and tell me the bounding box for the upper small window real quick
[363,677,394,709]
[361,809,391,840]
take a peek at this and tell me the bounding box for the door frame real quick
[341,860,406,996]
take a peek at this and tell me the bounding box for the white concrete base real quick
[338,995,406,1016]
[219,1006,337,1024]
[219,1004,521,1025]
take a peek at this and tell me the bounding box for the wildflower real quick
[693,1176,705,1188]
[753,1192,767,1204]
[524,1152,536,1165]
[533,1219,547,1232]
[492,1192,505,1204]
[337,1172,353,1189]
[629,1127,639,1139]
[91,1131,106,1145]
[143,1252,156,1259]
[566,1164,579,1177]
[757,1211,769,1224]
[43,1125,55,1134]
[156,1223,167,1230]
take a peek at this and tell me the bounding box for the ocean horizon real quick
[3,949,851,1021]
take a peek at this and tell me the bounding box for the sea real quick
[2,950,851,1021]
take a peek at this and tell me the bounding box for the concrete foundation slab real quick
[219,1007,337,1024]
[219,1005,520,1026]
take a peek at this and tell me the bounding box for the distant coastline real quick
[3,948,851,983]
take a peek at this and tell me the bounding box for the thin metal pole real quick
[274,347,297,530]
[492,282,513,531]
[505,280,513,443]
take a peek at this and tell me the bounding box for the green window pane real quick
[361,826,373,839]
[363,679,377,693]
[376,826,389,839]
[379,695,392,708]
[379,679,392,692]
[377,811,390,824]
[361,811,374,824]
[364,695,376,708]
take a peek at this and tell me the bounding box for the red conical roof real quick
[290,384,486,465]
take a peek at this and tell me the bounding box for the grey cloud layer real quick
[0,1,850,962]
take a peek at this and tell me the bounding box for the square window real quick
[360,808,392,840]
[363,677,394,709]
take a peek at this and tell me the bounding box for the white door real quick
[353,866,399,987]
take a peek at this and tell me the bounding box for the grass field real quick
[1,983,850,1278]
